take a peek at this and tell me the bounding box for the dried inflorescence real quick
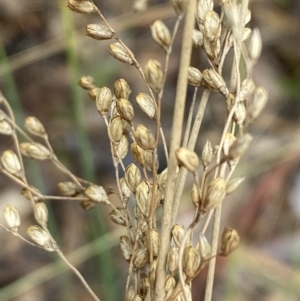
[0,0,268,301]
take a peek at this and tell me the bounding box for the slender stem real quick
[154,1,197,300]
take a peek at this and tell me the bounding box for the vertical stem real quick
[154,1,197,300]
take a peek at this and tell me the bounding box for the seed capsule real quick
[120,235,132,261]
[109,207,126,226]
[114,135,129,160]
[134,124,156,150]
[131,142,146,166]
[58,182,78,196]
[68,0,97,14]
[133,246,148,269]
[234,102,247,126]
[20,142,52,160]
[248,28,262,61]
[0,120,13,135]
[203,177,226,211]
[150,259,157,283]
[145,229,160,257]
[96,87,112,116]
[1,150,22,175]
[167,246,179,273]
[197,0,214,24]
[116,98,134,122]
[151,20,171,51]
[201,140,213,168]
[109,43,134,65]
[164,275,176,300]
[114,79,131,99]
[136,93,156,119]
[223,133,236,156]
[25,117,46,137]
[27,225,55,251]
[204,10,221,42]
[175,147,199,173]
[125,163,142,192]
[4,205,20,232]
[202,69,228,96]
[183,246,201,278]
[196,234,211,260]
[187,66,203,86]
[220,227,240,256]
[108,116,123,144]
[135,181,152,217]
[34,202,48,227]
[144,60,164,93]
[86,24,114,40]
[119,177,132,203]
[192,29,204,48]
[85,185,110,204]
[78,75,96,90]
[248,86,268,121]
[228,133,253,160]
[172,224,185,248]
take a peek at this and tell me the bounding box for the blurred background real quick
[0,0,300,300]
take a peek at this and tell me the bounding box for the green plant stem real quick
[154,1,197,300]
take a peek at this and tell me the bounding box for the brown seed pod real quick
[86,24,114,40]
[151,20,171,51]
[183,246,201,278]
[113,78,131,99]
[27,225,55,251]
[144,59,164,93]
[228,133,253,160]
[4,205,21,232]
[1,150,22,176]
[131,142,146,166]
[109,207,127,226]
[167,245,179,274]
[58,181,78,196]
[25,117,46,137]
[187,66,203,86]
[114,135,129,160]
[164,274,176,300]
[145,228,160,257]
[120,235,132,261]
[136,93,156,119]
[20,142,52,160]
[34,202,48,227]
[96,87,112,116]
[84,185,110,204]
[68,0,97,14]
[202,68,228,96]
[175,147,199,172]
[119,177,132,203]
[135,181,152,217]
[116,98,134,122]
[125,163,142,193]
[204,10,221,42]
[108,116,123,144]
[134,124,156,151]
[192,29,204,48]
[109,43,134,65]
[219,227,240,256]
[78,75,96,90]
[133,246,148,269]
[203,177,226,212]
[171,224,185,248]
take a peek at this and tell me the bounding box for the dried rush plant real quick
[0,0,268,301]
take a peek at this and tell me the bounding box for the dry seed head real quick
[175,147,199,173]
[114,79,131,99]
[144,149,157,171]
[203,177,226,211]
[121,118,131,135]
[183,246,201,278]
[151,20,171,51]
[96,87,112,116]
[114,135,129,160]
[21,186,41,202]
[4,205,20,231]
[34,202,48,227]
[109,207,126,226]
[223,132,236,156]
[78,75,96,90]
[125,163,142,192]
[171,0,187,15]
[108,116,123,144]
[25,117,46,137]
[196,234,211,260]
[150,259,157,283]
[0,120,13,135]
[131,142,146,166]
[68,0,97,14]
[109,43,134,65]
[203,69,228,96]
[172,224,185,248]
[85,185,110,204]
[136,93,156,119]
[164,275,176,300]
[167,245,179,274]
[86,24,114,40]
[248,86,268,121]
[20,142,52,160]
[58,181,77,196]
[191,184,200,207]
[133,246,148,269]
[197,0,214,23]
[120,235,132,261]
[187,66,203,86]
[119,177,132,202]
[135,181,152,217]
[134,124,156,150]
[144,59,164,93]
[116,98,134,122]
[88,87,100,101]
[220,227,240,256]
[234,102,247,126]
[226,176,245,195]
[228,133,253,160]
[27,225,54,251]
[1,150,22,175]
[248,28,262,61]
[192,29,204,48]
[204,11,221,42]
[145,229,160,257]
[202,139,214,168]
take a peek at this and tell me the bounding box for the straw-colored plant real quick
[0,0,268,300]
